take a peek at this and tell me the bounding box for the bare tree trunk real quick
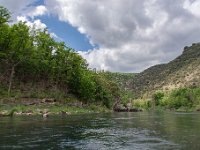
[8,65,15,97]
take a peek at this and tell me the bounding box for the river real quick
[0,111,200,150]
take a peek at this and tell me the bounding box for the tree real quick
[0,6,11,25]
[0,6,11,76]
[2,22,33,96]
[0,6,121,108]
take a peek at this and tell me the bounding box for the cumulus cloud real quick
[0,0,47,28]
[50,32,63,41]
[28,5,47,19]
[0,0,61,42]
[2,0,200,72]
[45,0,200,72]
[17,16,47,29]
[183,0,200,17]
[0,0,36,20]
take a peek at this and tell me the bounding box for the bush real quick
[169,88,193,108]
[121,90,134,105]
[132,99,152,109]
[132,87,200,110]
[152,91,164,106]
[157,88,198,109]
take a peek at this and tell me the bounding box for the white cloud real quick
[0,0,47,29]
[183,0,200,17]
[2,0,200,72]
[50,32,63,41]
[17,16,47,30]
[32,19,47,29]
[0,0,36,20]
[45,0,200,72]
[1,0,62,44]
[28,5,47,18]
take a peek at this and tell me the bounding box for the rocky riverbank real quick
[0,98,111,117]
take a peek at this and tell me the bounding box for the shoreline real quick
[1,106,199,118]
[1,99,199,118]
[0,103,112,118]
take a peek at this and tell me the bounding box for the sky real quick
[0,0,200,72]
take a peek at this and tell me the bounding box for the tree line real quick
[0,6,120,108]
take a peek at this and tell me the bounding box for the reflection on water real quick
[1,112,200,150]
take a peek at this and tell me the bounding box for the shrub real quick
[169,88,193,108]
[132,99,152,109]
[152,91,164,106]
[158,88,196,109]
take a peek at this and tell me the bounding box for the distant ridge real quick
[129,43,200,98]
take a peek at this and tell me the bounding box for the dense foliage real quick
[132,87,200,111]
[155,88,200,110]
[99,72,135,105]
[0,6,119,108]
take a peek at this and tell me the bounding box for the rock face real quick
[128,43,200,98]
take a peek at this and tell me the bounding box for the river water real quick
[0,111,200,150]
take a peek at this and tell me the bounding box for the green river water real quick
[0,111,200,150]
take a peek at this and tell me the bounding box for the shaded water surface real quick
[1,112,200,149]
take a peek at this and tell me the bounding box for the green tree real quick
[0,6,11,25]
[1,22,33,96]
[0,6,121,109]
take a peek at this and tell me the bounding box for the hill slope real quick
[99,72,136,90]
[129,43,200,98]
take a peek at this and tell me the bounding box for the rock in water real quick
[43,113,49,118]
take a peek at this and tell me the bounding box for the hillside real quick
[99,72,136,90]
[129,43,200,98]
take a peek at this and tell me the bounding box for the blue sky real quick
[1,0,200,72]
[30,0,94,51]
[35,15,94,51]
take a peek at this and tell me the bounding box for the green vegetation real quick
[132,87,200,111]
[130,45,200,112]
[99,72,136,89]
[0,6,120,113]
[99,72,136,105]
[1,6,200,115]
[123,39,200,112]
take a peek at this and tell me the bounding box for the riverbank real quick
[0,103,111,117]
